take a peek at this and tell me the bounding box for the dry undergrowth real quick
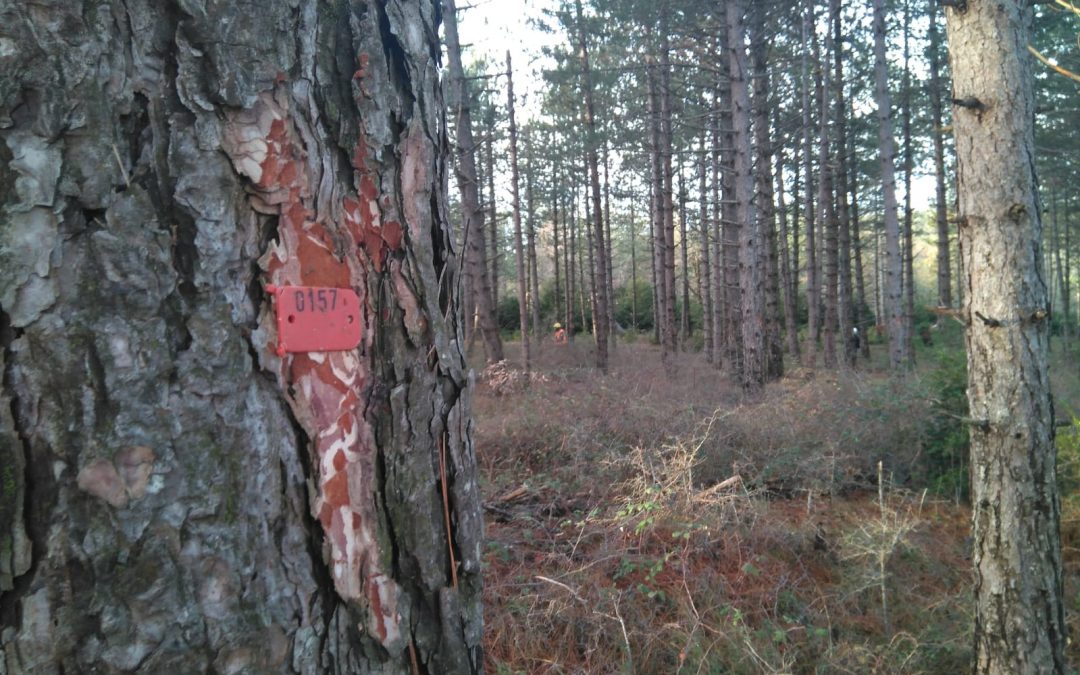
[475,342,974,673]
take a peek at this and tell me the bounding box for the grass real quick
[471,334,1020,672]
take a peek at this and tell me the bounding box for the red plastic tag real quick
[267,285,362,355]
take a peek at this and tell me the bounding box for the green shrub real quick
[921,348,970,501]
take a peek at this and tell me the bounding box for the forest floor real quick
[472,327,1080,673]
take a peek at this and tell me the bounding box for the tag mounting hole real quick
[288,315,296,323]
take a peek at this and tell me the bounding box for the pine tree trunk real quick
[527,139,541,341]
[831,0,854,366]
[819,10,839,368]
[947,1,1066,671]
[710,74,726,368]
[505,53,530,375]
[445,0,503,364]
[659,11,678,359]
[751,8,783,380]
[776,144,802,361]
[679,167,691,345]
[699,136,714,363]
[728,0,765,390]
[873,0,911,370]
[574,0,610,372]
[0,1,483,672]
[647,59,665,348]
[802,0,820,368]
[485,107,500,312]
[901,0,917,360]
[929,0,953,308]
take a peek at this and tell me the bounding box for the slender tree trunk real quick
[567,188,577,341]
[776,144,802,360]
[0,1,484,671]
[751,6,783,379]
[699,136,714,363]
[720,28,742,375]
[850,137,871,359]
[446,0,503,364]
[728,0,765,390]
[630,192,639,330]
[929,0,953,308]
[710,71,726,368]
[832,0,854,365]
[553,171,563,328]
[659,8,678,359]
[946,1,1066,671]
[902,0,917,360]
[603,145,617,350]
[485,106,500,313]
[819,7,839,368]
[679,165,691,345]
[802,0,820,367]
[873,0,911,370]
[526,134,541,342]
[506,53,530,374]
[575,0,609,372]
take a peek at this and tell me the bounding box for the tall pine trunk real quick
[728,0,765,390]
[946,1,1066,671]
[873,0,911,370]
[506,53,530,374]
[445,0,503,364]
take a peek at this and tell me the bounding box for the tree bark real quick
[659,7,678,360]
[728,0,765,391]
[445,0,503,364]
[832,0,854,366]
[751,6,783,380]
[947,1,1066,671]
[505,53,530,374]
[873,0,911,370]
[802,0,820,368]
[929,0,953,308]
[574,0,610,374]
[699,136,714,363]
[901,0,917,361]
[0,1,483,672]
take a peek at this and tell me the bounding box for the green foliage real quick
[921,347,970,501]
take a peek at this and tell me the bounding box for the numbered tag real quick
[267,285,362,354]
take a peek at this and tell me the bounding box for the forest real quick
[451,0,1078,671]
[0,0,1076,673]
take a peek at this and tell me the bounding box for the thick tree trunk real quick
[445,0,503,364]
[946,1,1066,672]
[873,0,911,370]
[0,1,483,673]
